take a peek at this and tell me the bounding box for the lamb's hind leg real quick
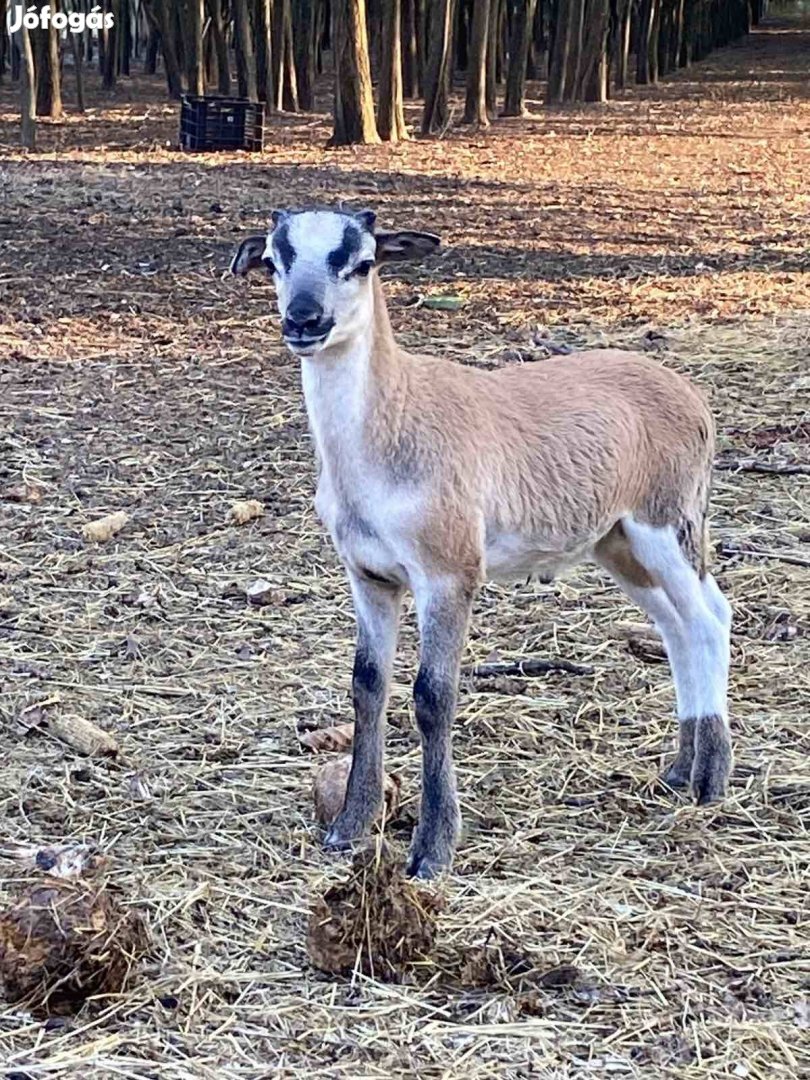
[595,519,732,804]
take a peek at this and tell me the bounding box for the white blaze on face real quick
[270,211,378,353]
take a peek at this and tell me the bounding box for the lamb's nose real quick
[283,295,326,338]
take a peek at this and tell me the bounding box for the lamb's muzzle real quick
[230,208,733,879]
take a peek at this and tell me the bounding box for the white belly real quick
[484,529,592,583]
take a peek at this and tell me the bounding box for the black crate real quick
[180,95,265,152]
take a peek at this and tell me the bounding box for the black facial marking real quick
[353,649,382,696]
[327,223,363,275]
[274,222,297,273]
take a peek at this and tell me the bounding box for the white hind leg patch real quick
[597,518,732,802]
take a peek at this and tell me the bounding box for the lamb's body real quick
[231,208,733,880]
[308,280,713,593]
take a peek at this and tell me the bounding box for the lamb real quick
[230,208,732,879]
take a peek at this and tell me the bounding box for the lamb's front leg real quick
[324,572,403,850]
[408,579,474,879]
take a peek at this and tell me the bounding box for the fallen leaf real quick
[313,755,401,825]
[299,722,355,753]
[82,511,129,543]
[47,715,119,757]
[229,499,264,525]
[423,295,465,311]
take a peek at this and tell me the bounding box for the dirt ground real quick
[0,8,808,1079]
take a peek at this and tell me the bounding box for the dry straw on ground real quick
[0,11,808,1079]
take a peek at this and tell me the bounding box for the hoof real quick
[406,853,446,880]
[323,825,355,852]
[692,715,732,805]
[662,761,691,790]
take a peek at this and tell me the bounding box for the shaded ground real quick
[0,10,808,1080]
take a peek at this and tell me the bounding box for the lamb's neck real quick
[300,279,404,467]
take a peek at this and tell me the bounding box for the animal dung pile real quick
[312,755,401,826]
[307,845,443,980]
[0,878,148,1017]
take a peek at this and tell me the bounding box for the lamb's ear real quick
[230,235,268,276]
[374,230,441,264]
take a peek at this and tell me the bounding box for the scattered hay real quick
[312,755,401,825]
[307,845,443,979]
[0,879,148,1017]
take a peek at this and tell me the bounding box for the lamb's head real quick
[230,208,440,357]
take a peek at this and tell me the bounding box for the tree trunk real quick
[502,0,537,116]
[579,0,609,101]
[402,0,419,97]
[485,0,501,115]
[18,22,37,149]
[636,0,660,84]
[144,23,160,75]
[332,0,380,144]
[68,17,86,111]
[101,0,119,90]
[31,6,63,118]
[254,0,274,103]
[281,0,299,110]
[0,0,7,84]
[120,0,131,76]
[234,0,259,99]
[613,0,631,88]
[547,0,584,103]
[150,0,184,97]
[378,0,408,139]
[463,0,489,125]
[294,0,317,110]
[184,0,205,94]
[421,0,455,134]
[207,0,231,92]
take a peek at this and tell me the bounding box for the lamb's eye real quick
[263,257,276,274]
[352,259,374,278]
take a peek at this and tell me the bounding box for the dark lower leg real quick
[663,716,696,788]
[691,713,732,804]
[408,583,473,879]
[408,665,460,878]
[324,577,401,849]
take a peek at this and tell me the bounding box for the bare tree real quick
[502,0,537,116]
[67,3,86,112]
[463,0,489,125]
[17,21,37,149]
[207,0,232,93]
[254,0,274,104]
[636,0,660,85]
[149,0,184,97]
[32,5,63,117]
[421,0,456,135]
[613,0,632,89]
[184,0,205,94]
[579,0,609,101]
[378,0,408,140]
[485,0,502,115]
[294,0,318,110]
[401,0,419,97]
[331,0,379,144]
[234,0,259,99]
